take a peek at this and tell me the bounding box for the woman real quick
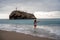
[34,19,37,29]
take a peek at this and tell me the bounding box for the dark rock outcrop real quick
[9,10,36,19]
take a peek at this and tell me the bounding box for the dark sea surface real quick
[0,19,60,40]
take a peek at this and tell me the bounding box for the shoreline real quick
[0,30,55,40]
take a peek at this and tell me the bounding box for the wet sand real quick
[0,30,55,40]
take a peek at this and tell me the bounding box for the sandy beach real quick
[0,30,55,40]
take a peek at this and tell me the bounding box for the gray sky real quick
[0,0,60,19]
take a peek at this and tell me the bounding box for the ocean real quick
[0,19,60,40]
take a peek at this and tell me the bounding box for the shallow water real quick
[0,19,60,40]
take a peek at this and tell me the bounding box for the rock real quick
[9,10,36,19]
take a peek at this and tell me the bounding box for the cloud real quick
[34,11,60,19]
[0,14,9,19]
[0,0,60,12]
[0,0,60,19]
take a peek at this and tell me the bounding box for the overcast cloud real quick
[0,0,60,19]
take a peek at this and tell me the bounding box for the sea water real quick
[0,19,60,40]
